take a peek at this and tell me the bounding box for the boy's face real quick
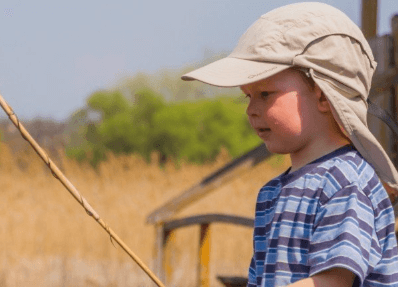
[241,68,327,155]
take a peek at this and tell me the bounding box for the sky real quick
[0,0,397,121]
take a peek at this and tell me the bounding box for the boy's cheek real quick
[247,117,256,129]
[248,120,254,129]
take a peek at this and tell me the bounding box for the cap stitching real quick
[295,33,375,71]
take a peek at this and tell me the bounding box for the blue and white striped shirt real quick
[247,145,398,287]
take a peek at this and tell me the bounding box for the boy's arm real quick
[287,267,355,287]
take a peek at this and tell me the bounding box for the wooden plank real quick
[370,67,398,95]
[392,15,398,167]
[361,0,378,39]
[163,214,254,232]
[147,143,271,224]
[392,15,398,65]
[198,224,211,287]
[368,36,394,78]
[368,35,397,95]
[368,35,395,157]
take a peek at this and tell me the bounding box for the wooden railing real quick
[154,214,254,287]
[147,144,271,224]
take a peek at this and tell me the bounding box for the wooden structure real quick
[366,15,398,168]
[159,214,254,287]
[147,1,398,286]
[147,144,271,286]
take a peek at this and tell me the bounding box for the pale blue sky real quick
[0,0,397,120]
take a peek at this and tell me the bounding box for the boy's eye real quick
[243,92,271,99]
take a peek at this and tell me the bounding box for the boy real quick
[181,2,398,287]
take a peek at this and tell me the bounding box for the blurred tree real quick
[152,97,260,164]
[64,53,261,167]
[66,88,167,166]
[65,88,260,167]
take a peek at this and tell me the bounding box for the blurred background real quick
[0,0,396,286]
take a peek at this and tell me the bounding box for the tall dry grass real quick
[0,141,290,287]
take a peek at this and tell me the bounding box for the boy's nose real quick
[246,98,260,117]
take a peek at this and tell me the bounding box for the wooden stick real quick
[0,93,166,287]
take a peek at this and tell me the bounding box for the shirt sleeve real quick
[308,183,377,284]
[247,255,257,287]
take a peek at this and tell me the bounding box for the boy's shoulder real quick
[314,145,374,190]
[277,145,387,205]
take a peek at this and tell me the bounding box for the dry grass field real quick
[0,141,290,287]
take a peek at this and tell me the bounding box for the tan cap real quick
[181,2,398,197]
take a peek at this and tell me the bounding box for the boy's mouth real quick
[258,128,270,132]
[255,128,271,138]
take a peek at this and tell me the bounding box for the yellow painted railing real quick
[154,214,254,287]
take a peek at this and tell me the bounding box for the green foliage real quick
[152,97,259,163]
[88,90,129,118]
[65,86,261,167]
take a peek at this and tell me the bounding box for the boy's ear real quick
[315,85,332,113]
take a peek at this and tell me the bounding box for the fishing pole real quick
[0,93,166,287]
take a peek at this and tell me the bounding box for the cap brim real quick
[181,57,291,87]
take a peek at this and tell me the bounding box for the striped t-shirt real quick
[247,145,398,287]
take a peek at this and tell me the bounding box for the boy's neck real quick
[289,137,351,173]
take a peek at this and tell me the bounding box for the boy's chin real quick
[263,143,292,155]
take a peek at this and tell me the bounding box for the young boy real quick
[181,2,398,287]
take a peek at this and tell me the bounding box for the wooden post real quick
[392,15,398,167]
[198,223,211,287]
[154,224,165,281]
[163,229,176,285]
[362,0,378,39]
